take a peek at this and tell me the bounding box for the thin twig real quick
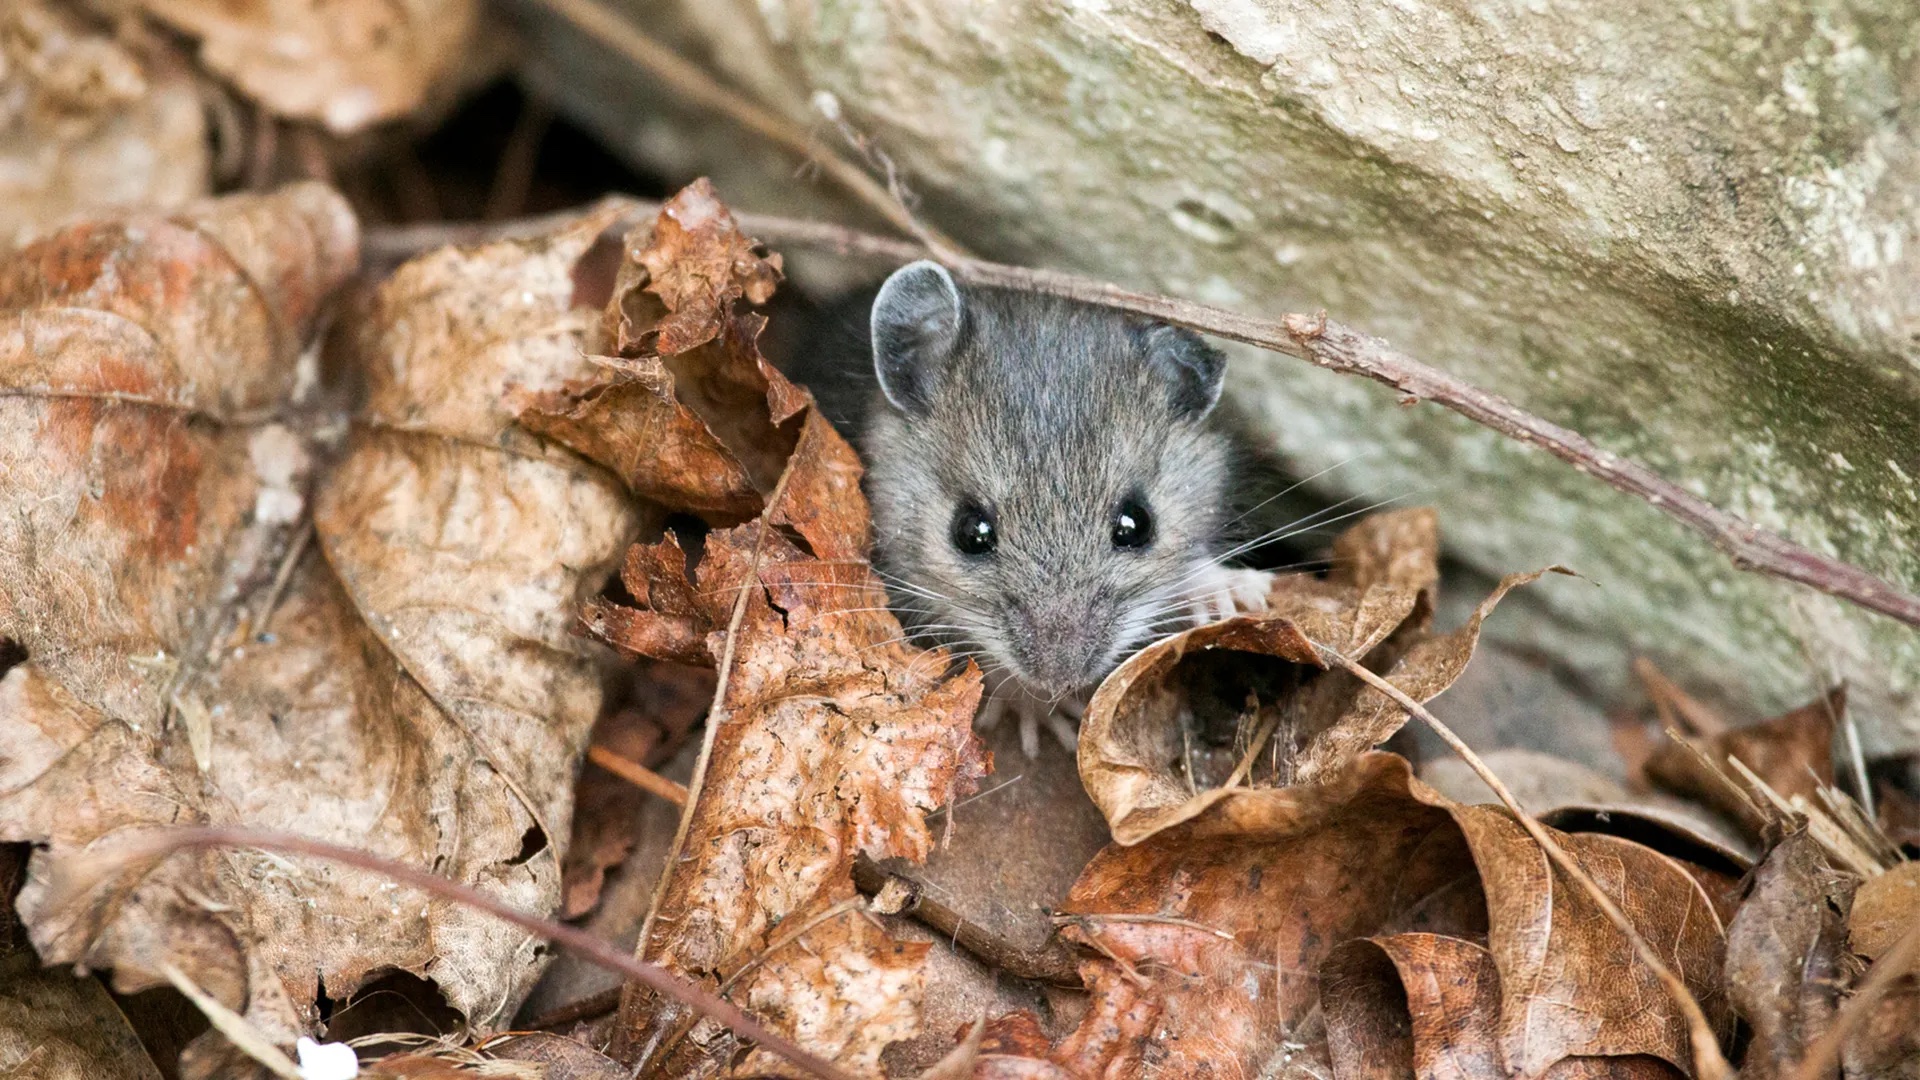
[1786,913,1920,1080]
[525,0,957,250]
[586,745,689,806]
[850,856,1082,987]
[1311,641,1737,1080]
[362,199,1920,631]
[74,828,859,1080]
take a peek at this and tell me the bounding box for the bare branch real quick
[363,199,1920,631]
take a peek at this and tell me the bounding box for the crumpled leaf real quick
[1450,805,1733,1076]
[118,0,478,133]
[0,189,636,1054]
[0,950,165,1079]
[985,751,1733,1079]
[1724,831,1858,1080]
[1078,508,1555,844]
[522,178,798,518]
[1644,672,1842,835]
[534,185,986,1077]
[0,0,208,246]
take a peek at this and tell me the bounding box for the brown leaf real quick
[1849,862,1920,963]
[0,951,165,1079]
[1724,831,1857,1080]
[609,423,986,1076]
[1323,933,1506,1080]
[1078,509,1549,844]
[0,0,208,245]
[561,182,986,1076]
[520,180,798,518]
[1048,754,1468,1080]
[1451,805,1733,1077]
[0,192,636,1050]
[1643,671,1841,835]
[127,0,478,132]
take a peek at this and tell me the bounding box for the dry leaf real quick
[0,190,636,1055]
[0,950,165,1079]
[1724,831,1857,1080]
[983,750,1734,1079]
[1450,805,1733,1076]
[120,0,478,132]
[0,0,208,246]
[1849,862,1920,962]
[1078,508,1552,844]
[1642,670,1841,835]
[542,185,987,1077]
[1049,754,1466,1080]
[522,178,798,518]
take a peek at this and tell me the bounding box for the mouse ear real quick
[1136,321,1227,419]
[871,260,964,417]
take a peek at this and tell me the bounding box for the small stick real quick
[362,199,1920,632]
[585,745,689,806]
[70,827,860,1080]
[1311,641,1737,1080]
[850,856,1082,987]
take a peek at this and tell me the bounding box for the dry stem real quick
[364,199,1920,632]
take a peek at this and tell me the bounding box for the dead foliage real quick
[0,178,1916,1080]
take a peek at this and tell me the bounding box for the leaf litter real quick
[0,177,1916,1080]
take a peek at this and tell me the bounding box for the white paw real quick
[976,681,1087,758]
[1183,565,1275,627]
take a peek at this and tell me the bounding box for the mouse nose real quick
[1007,599,1111,695]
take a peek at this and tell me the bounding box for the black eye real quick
[951,503,998,556]
[1111,497,1153,549]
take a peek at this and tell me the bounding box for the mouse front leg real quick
[1183,563,1276,626]
[976,677,1085,758]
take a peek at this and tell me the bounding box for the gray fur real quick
[860,262,1236,698]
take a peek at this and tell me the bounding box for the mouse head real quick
[862,260,1234,699]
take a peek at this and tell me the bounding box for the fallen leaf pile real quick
[1,178,1917,1080]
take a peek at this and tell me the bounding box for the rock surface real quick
[511,0,1920,750]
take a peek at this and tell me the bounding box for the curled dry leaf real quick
[0,0,208,246]
[522,178,798,518]
[526,184,987,1077]
[122,0,478,132]
[1079,507,1555,844]
[0,188,637,1049]
[1723,831,1857,1080]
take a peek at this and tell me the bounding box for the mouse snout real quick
[1005,597,1112,696]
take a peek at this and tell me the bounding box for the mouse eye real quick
[1111,497,1154,550]
[951,503,998,556]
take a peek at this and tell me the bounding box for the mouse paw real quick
[976,684,1085,758]
[1184,565,1275,626]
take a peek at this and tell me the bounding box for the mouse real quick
[782,260,1271,756]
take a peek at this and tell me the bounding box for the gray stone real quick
[511,0,1920,750]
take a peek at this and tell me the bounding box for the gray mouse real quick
[788,260,1270,755]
